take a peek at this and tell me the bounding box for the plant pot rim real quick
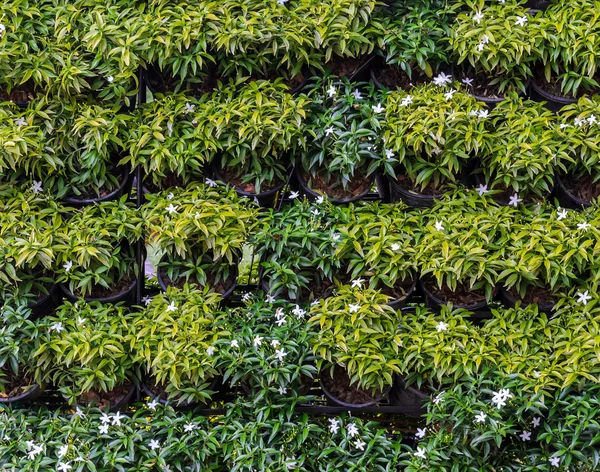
[530,76,578,105]
[319,366,390,408]
[420,278,492,310]
[500,285,555,312]
[62,166,131,207]
[555,174,593,208]
[29,282,58,308]
[295,167,374,204]
[74,382,136,412]
[0,381,42,404]
[385,278,418,309]
[141,375,220,407]
[60,276,138,304]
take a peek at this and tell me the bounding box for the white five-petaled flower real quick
[31,180,43,194]
[0,24,5,36]
[475,412,487,423]
[57,445,69,458]
[183,102,195,114]
[385,149,395,160]
[325,126,335,136]
[391,243,400,251]
[515,16,528,26]
[532,416,541,428]
[205,178,218,188]
[433,72,452,87]
[473,11,484,23]
[184,422,196,432]
[353,89,362,100]
[51,322,64,333]
[289,191,299,199]
[372,103,385,113]
[100,413,111,424]
[327,85,337,98]
[462,77,474,86]
[292,305,306,318]
[346,423,359,437]
[275,348,288,362]
[15,117,27,126]
[587,114,597,125]
[491,388,513,409]
[57,462,72,472]
[166,203,178,214]
[75,407,85,418]
[278,386,287,394]
[167,192,174,201]
[142,296,153,306]
[107,76,114,83]
[328,418,340,434]
[519,431,532,441]
[271,339,280,348]
[576,290,592,306]
[26,440,36,451]
[230,339,239,348]
[478,109,489,119]
[433,393,444,404]
[28,445,43,460]
[98,424,109,434]
[253,335,263,347]
[311,209,320,216]
[436,321,449,332]
[351,278,365,288]
[166,301,177,312]
[242,292,252,302]
[206,346,216,356]
[112,412,124,426]
[147,399,160,410]
[550,456,561,467]
[434,221,444,231]
[348,303,360,313]
[481,34,490,44]
[557,208,568,220]
[476,184,489,196]
[148,439,160,451]
[316,195,325,205]
[559,123,569,129]
[354,439,366,451]
[574,117,585,127]
[415,428,426,439]
[277,0,288,5]
[508,193,522,207]
[577,221,591,231]
[266,294,276,303]
[477,42,486,52]
[414,447,427,459]
[400,95,413,107]
[275,316,286,327]
[444,89,457,101]
[63,260,73,272]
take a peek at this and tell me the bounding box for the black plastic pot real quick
[258,266,334,303]
[29,283,60,319]
[555,174,593,209]
[525,0,550,11]
[387,377,428,417]
[420,279,492,311]
[386,278,418,310]
[0,382,43,405]
[388,176,441,208]
[62,167,132,208]
[156,255,238,302]
[500,286,555,313]
[141,376,221,408]
[60,276,138,305]
[295,168,375,204]
[213,167,288,208]
[529,78,577,112]
[75,382,137,413]
[319,368,390,408]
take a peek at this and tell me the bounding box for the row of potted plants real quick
[4,80,600,207]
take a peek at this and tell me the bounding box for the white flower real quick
[242,292,252,302]
[278,386,287,394]
[184,422,196,432]
[230,340,239,348]
[462,77,474,86]
[26,441,36,451]
[324,126,335,137]
[415,428,426,439]
[400,95,413,107]
[351,278,365,288]
[166,203,178,214]
[111,411,124,426]
[434,221,444,231]
[205,178,218,188]
[148,439,160,451]
[353,89,362,100]
[107,75,114,83]
[385,149,395,160]
[311,209,320,216]
[98,424,109,434]
[587,114,597,125]
[166,122,173,137]
[183,102,195,114]
[557,208,568,220]
[481,34,490,44]
[577,221,591,231]
[515,16,528,26]
[28,445,43,460]
[275,308,285,319]
[473,11,484,23]
[499,0,505,3]
[433,72,452,87]
[576,290,592,306]
[433,393,444,404]
[147,399,160,410]
[100,413,111,424]
[74,407,85,419]
[532,416,541,428]
[476,184,489,196]
[436,321,448,332]
[63,261,73,272]
[491,388,513,409]
[331,233,341,242]
[574,117,585,127]
[31,180,43,194]
[253,335,263,347]
[166,301,177,313]
[478,109,489,119]
[57,445,68,458]
[142,296,153,306]
[559,123,569,129]
[354,439,366,451]
[315,195,325,205]
[550,456,561,467]
[271,339,280,348]
[292,305,306,318]
[475,412,487,423]
[275,348,288,362]
[0,24,5,35]
[51,322,64,333]
[265,294,276,303]
[277,0,288,4]
[15,117,27,126]
[275,316,286,327]
[391,243,400,251]
[414,447,427,459]
[348,303,360,313]
[477,42,486,52]
[519,431,532,441]
[57,462,72,472]
[328,418,340,434]
[444,89,457,101]
[289,191,299,199]
[206,346,216,356]
[372,103,385,113]
[327,85,337,98]
[508,193,522,207]
[346,423,359,437]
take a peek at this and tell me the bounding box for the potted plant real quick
[371,2,455,90]
[129,285,229,406]
[308,285,403,407]
[0,301,43,404]
[479,94,566,202]
[382,84,489,207]
[553,96,600,207]
[253,198,351,302]
[143,184,258,300]
[56,198,144,304]
[215,300,317,398]
[32,300,136,410]
[449,0,537,104]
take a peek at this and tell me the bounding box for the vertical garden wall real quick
[1,0,600,470]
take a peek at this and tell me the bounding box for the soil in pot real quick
[0,370,38,400]
[158,266,236,295]
[321,365,383,405]
[457,69,507,100]
[142,174,186,194]
[302,170,372,200]
[379,278,416,303]
[324,56,368,78]
[506,285,556,307]
[65,165,129,203]
[422,277,487,307]
[218,166,286,194]
[74,274,135,299]
[77,383,134,411]
[147,64,221,97]
[561,174,600,203]
[532,72,599,101]
[0,85,36,104]
[372,65,430,90]
[395,174,445,197]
